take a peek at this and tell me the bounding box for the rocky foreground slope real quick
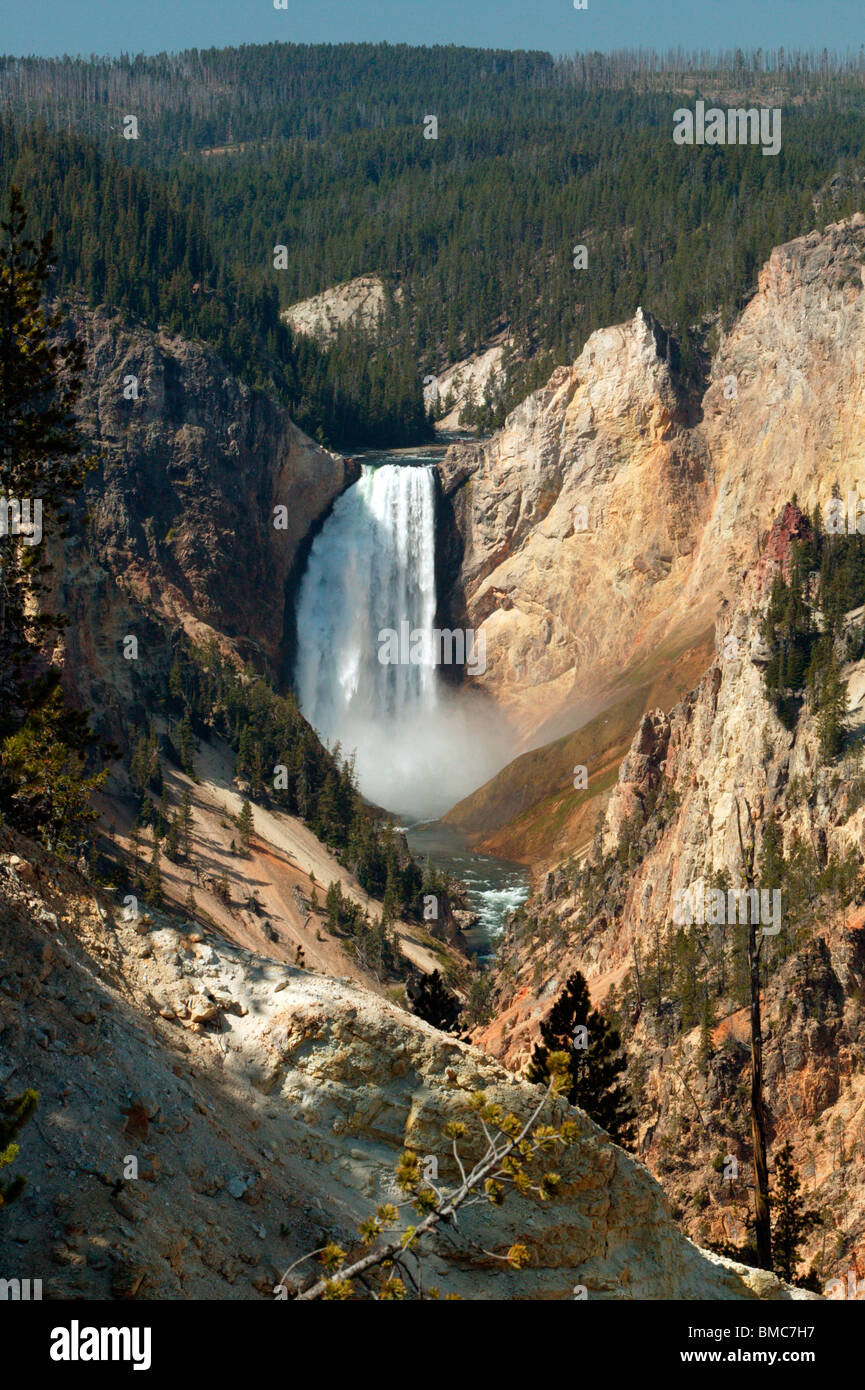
[0,829,812,1300]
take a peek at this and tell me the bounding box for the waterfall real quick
[295,460,508,818]
[297,462,439,732]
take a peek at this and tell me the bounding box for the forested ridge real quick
[3,43,865,437]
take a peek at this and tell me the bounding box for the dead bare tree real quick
[279,1065,576,1300]
[735,796,772,1269]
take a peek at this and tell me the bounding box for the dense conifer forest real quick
[2,44,865,441]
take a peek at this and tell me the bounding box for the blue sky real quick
[3,0,864,61]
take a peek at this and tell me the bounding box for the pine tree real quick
[130,733,151,796]
[772,1142,821,1283]
[407,969,461,1031]
[527,971,637,1148]
[673,928,700,1029]
[249,745,266,800]
[166,814,180,861]
[697,996,716,1073]
[381,869,400,926]
[180,786,193,858]
[0,1088,38,1208]
[758,816,786,892]
[0,187,103,844]
[815,650,847,761]
[178,712,195,776]
[237,798,254,855]
[169,656,184,705]
[146,833,162,904]
[325,880,343,931]
[314,770,341,845]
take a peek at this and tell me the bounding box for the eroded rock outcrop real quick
[438,308,709,734]
[425,338,508,431]
[280,274,395,345]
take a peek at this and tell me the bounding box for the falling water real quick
[295,460,509,818]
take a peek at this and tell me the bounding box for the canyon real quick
[6,216,865,1300]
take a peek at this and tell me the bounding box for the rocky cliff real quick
[478,506,865,1289]
[54,300,354,732]
[425,338,508,431]
[437,216,865,750]
[280,275,395,346]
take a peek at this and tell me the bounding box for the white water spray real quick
[295,462,509,818]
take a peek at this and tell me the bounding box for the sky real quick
[2,0,864,62]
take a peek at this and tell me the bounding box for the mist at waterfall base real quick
[295,461,511,820]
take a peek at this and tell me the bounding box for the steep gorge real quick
[39,301,465,997]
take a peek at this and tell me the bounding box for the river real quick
[404,819,529,961]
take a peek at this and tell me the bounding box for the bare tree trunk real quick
[654,921,662,1008]
[748,913,772,1268]
[631,934,643,1010]
[736,797,772,1270]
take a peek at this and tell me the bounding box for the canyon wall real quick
[479,508,865,1285]
[438,216,865,747]
[49,300,355,747]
